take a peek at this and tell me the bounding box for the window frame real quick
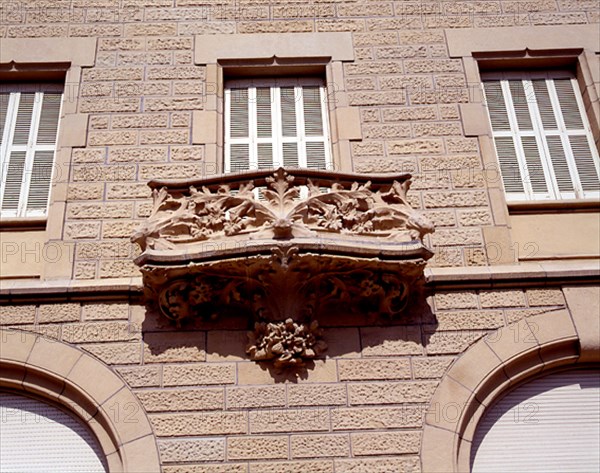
[192,32,361,176]
[224,77,333,173]
[0,85,65,218]
[482,70,600,202]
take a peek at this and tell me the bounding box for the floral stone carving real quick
[131,167,434,252]
[132,168,435,368]
[247,319,327,369]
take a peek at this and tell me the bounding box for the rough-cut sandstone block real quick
[226,386,286,409]
[38,304,81,323]
[332,406,423,430]
[412,356,455,379]
[348,381,438,405]
[405,59,462,73]
[0,305,36,325]
[435,292,478,310]
[423,191,488,208]
[353,32,398,46]
[435,311,505,331]
[99,260,140,279]
[107,183,152,200]
[159,438,224,463]
[363,124,411,139]
[458,210,493,226]
[338,358,411,381]
[346,62,403,75]
[151,411,247,436]
[144,97,205,112]
[111,114,169,129]
[227,436,289,461]
[143,331,206,363]
[139,164,203,180]
[290,434,350,458]
[73,164,136,182]
[250,408,329,434]
[64,222,101,240]
[67,184,104,201]
[147,37,193,50]
[382,106,437,122]
[164,465,246,473]
[526,289,566,306]
[413,122,462,137]
[110,147,166,163]
[335,456,420,473]
[287,384,347,407]
[425,330,487,355]
[139,130,189,145]
[117,366,161,388]
[74,262,96,280]
[163,363,236,386]
[124,23,178,37]
[83,68,144,82]
[360,326,423,356]
[250,460,333,473]
[137,388,224,412]
[388,139,443,155]
[99,38,144,51]
[351,431,421,455]
[102,221,140,239]
[238,20,313,34]
[82,342,141,365]
[62,321,140,343]
[480,290,526,308]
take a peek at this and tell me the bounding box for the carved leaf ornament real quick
[133,168,434,368]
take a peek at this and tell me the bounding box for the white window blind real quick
[482,72,600,201]
[225,78,332,173]
[0,392,108,472]
[0,86,62,218]
[471,369,600,473]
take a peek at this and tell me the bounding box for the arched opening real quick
[420,304,600,473]
[0,391,108,472]
[0,328,161,473]
[471,368,600,472]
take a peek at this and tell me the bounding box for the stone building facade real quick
[0,1,599,472]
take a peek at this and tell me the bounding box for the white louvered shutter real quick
[0,392,108,472]
[471,369,600,473]
[0,88,62,217]
[483,72,600,201]
[225,78,332,173]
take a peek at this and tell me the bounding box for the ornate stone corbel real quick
[132,168,435,368]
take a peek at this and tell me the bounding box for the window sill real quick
[0,217,47,231]
[508,199,600,214]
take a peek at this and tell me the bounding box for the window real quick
[471,369,600,472]
[224,78,332,173]
[0,391,108,472]
[0,84,63,218]
[483,72,600,202]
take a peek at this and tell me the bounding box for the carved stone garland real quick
[132,168,434,369]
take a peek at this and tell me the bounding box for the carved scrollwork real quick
[131,168,434,251]
[133,168,435,369]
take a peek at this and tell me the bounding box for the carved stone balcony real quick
[132,168,434,368]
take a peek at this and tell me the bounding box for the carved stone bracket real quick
[132,168,435,368]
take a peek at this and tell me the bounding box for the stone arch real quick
[0,328,161,473]
[421,288,600,473]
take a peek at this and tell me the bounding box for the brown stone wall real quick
[0,285,573,471]
[1,1,598,471]
[1,0,597,278]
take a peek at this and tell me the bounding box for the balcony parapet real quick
[132,168,434,368]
